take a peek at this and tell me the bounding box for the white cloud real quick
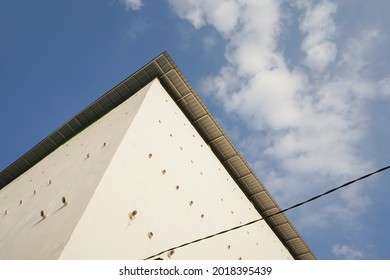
[297,0,337,72]
[169,0,390,257]
[332,244,363,259]
[223,67,306,131]
[338,29,380,76]
[121,0,143,11]
[170,0,372,194]
[168,0,239,35]
[167,0,205,29]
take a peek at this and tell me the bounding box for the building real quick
[0,52,315,260]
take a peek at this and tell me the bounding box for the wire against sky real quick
[144,165,390,260]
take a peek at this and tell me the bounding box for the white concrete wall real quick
[59,79,293,260]
[0,82,152,259]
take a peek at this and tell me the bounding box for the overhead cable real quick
[144,165,390,260]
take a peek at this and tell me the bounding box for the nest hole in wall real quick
[40,210,47,219]
[62,197,69,205]
[128,210,137,220]
[167,250,174,258]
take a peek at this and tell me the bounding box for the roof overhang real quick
[0,52,315,259]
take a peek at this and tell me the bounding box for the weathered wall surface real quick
[0,82,152,259]
[59,80,293,260]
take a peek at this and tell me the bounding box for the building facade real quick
[0,53,315,260]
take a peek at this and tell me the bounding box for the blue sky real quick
[1,0,389,259]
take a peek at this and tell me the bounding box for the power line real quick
[270,165,390,217]
[144,165,390,260]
